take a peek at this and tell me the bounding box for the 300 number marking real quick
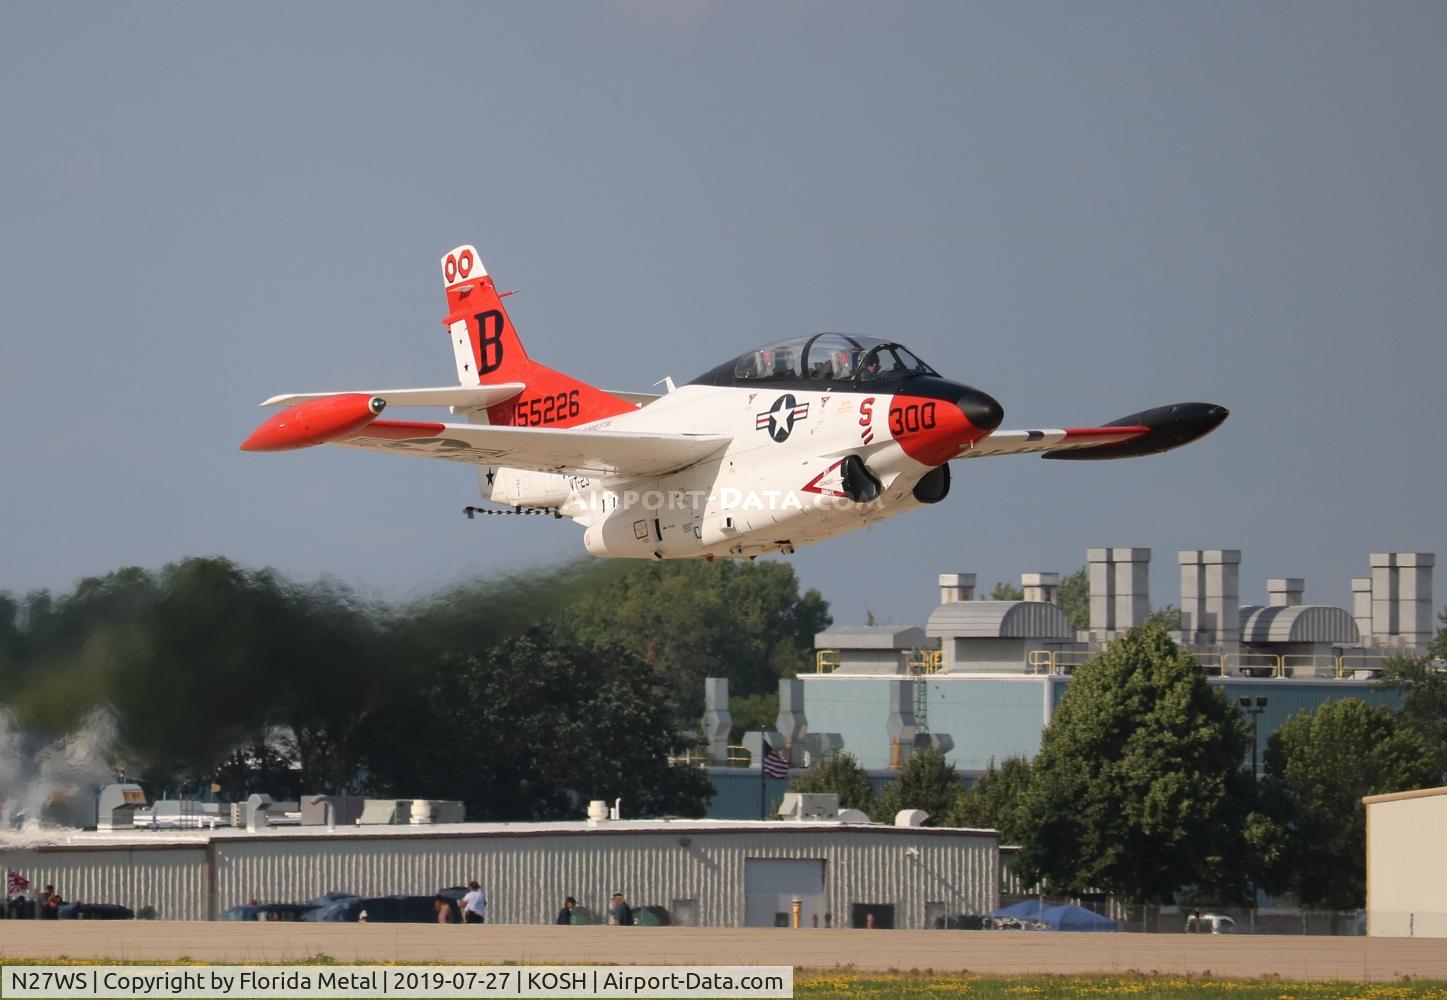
[889,401,937,435]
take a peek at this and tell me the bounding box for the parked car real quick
[220,902,318,922]
[58,903,134,920]
[1185,912,1236,934]
[303,895,439,923]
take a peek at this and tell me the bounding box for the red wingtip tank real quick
[240,394,387,452]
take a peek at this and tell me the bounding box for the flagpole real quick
[759,729,766,821]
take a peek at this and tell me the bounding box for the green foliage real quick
[1249,698,1438,909]
[1430,605,1447,660]
[1056,567,1090,631]
[559,560,831,717]
[989,581,1024,602]
[871,747,963,826]
[1015,623,1255,904]
[0,556,716,818]
[950,757,1032,841]
[729,691,778,744]
[788,974,1447,999]
[362,627,711,820]
[0,559,394,788]
[213,742,305,802]
[1376,656,1447,781]
[789,750,875,813]
[1145,604,1183,631]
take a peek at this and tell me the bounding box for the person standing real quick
[555,896,577,925]
[38,886,61,920]
[461,881,487,925]
[609,893,633,926]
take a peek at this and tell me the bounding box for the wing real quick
[957,425,1148,459]
[334,419,731,479]
[261,384,525,411]
[955,403,1229,461]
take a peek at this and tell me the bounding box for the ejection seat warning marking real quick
[2,965,793,999]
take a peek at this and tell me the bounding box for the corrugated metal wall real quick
[214,827,996,928]
[1366,792,1447,938]
[705,770,792,820]
[4,827,997,929]
[0,845,207,921]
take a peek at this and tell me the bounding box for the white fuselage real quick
[479,384,942,559]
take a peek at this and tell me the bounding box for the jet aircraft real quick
[243,244,1228,559]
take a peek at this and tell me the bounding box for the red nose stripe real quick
[241,394,384,452]
[887,395,985,467]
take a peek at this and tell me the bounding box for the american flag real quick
[7,870,30,894]
[761,741,790,779]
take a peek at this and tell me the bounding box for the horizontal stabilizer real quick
[608,390,662,408]
[262,384,525,411]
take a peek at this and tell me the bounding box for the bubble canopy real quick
[690,334,938,387]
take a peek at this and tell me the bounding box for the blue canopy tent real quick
[990,900,1118,931]
[992,899,1048,922]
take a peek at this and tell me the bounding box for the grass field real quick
[796,974,1447,999]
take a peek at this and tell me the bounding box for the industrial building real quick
[1364,785,1447,938]
[0,802,999,928]
[702,549,1433,784]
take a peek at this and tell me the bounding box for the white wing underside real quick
[956,427,1144,459]
[333,420,731,479]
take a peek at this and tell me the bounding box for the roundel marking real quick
[755,393,812,443]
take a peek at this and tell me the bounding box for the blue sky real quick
[2,2,1444,625]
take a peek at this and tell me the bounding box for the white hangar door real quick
[744,858,825,928]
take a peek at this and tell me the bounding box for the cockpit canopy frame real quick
[698,333,937,387]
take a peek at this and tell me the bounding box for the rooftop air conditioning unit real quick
[777,792,840,821]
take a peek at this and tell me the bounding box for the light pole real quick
[1238,696,1268,779]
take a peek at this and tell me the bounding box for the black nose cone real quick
[958,387,1004,432]
[899,376,1005,432]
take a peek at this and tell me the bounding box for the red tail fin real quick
[440,245,635,428]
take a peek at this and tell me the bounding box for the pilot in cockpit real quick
[738,351,766,379]
[772,348,796,377]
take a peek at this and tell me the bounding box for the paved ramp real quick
[2,925,1445,982]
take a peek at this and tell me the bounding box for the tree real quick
[212,740,305,802]
[1015,623,1255,903]
[363,627,712,821]
[950,757,1032,841]
[1249,698,1438,909]
[1056,568,1090,631]
[1146,604,1184,631]
[1430,606,1447,660]
[729,691,778,744]
[560,561,830,717]
[989,582,1023,601]
[872,747,964,826]
[789,751,874,813]
[0,558,395,789]
[1376,656,1447,781]
[0,558,612,795]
